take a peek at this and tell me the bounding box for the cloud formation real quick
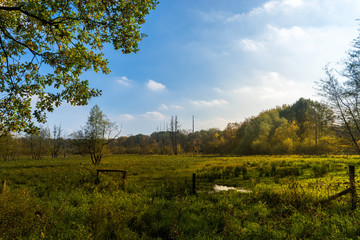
[250,0,305,15]
[116,76,132,86]
[141,111,165,120]
[191,99,228,107]
[159,103,183,110]
[118,114,135,121]
[146,79,166,91]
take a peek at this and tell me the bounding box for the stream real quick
[213,184,251,193]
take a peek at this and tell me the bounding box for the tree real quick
[317,28,360,153]
[69,129,87,156]
[0,0,158,134]
[169,116,180,155]
[0,133,20,161]
[26,127,50,159]
[83,105,120,164]
[280,98,335,153]
[222,122,240,154]
[234,110,298,155]
[317,66,360,153]
[50,125,63,158]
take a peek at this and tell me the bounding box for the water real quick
[213,184,251,193]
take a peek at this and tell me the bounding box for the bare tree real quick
[317,66,360,153]
[170,116,180,155]
[50,125,63,158]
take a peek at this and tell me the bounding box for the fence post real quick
[122,171,127,181]
[192,173,196,195]
[349,165,357,210]
[95,170,100,184]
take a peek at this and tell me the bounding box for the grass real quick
[0,154,360,239]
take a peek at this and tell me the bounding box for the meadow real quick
[1,154,360,239]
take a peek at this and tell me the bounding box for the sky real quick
[44,0,360,136]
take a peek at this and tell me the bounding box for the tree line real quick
[109,98,339,155]
[0,97,349,162]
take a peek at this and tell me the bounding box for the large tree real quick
[0,0,158,134]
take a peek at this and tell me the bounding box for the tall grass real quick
[0,154,359,239]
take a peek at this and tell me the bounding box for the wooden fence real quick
[321,165,357,209]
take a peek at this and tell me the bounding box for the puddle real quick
[213,184,251,193]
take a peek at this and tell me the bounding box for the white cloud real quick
[233,71,304,101]
[266,25,307,44]
[170,104,183,110]
[116,76,132,86]
[146,79,166,91]
[196,117,229,130]
[159,104,183,110]
[141,111,165,120]
[239,39,265,52]
[250,0,305,16]
[159,104,169,110]
[226,13,243,23]
[213,87,224,94]
[191,99,228,107]
[118,114,135,121]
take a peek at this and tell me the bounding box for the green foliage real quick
[235,110,299,154]
[0,0,158,133]
[1,155,360,239]
[0,188,45,239]
[0,133,20,161]
[73,105,119,164]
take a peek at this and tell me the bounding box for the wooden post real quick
[95,170,100,184]
[122,171,127,181]
[349,165,357,210]
[192,173,196,195]
[321,165,357,209]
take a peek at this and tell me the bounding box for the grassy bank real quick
[1,155,359,239]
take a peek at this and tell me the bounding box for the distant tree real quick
[0,133,20,161]
[197,128,223,154]
[70,130,87,156]
[50,125,63,158]
[83,105,120,164]
[26,127,50,159]
[0,0,158,134]
[170,116,180,155]
[150,131,172,154]
[235,110,298,155]
[192,137,202,155]
[222,122,240,154]
[280,98,335,153]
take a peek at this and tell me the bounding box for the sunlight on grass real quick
[0,154,359,239]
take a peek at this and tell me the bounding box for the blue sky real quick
[45,0,360,136]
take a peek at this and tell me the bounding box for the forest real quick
[0,97,348,161]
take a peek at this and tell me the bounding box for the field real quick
[1,154,360,239]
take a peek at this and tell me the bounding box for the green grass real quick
[1,154,360,239]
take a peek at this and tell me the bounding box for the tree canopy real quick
[0,0,158,134]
